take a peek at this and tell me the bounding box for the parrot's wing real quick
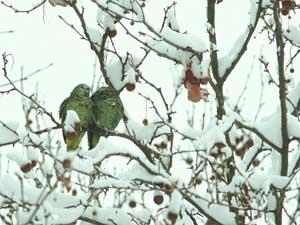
[59,97,69,122]
[59,97,70,143]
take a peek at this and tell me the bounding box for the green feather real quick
[88,87,123,149]
[59,84,93,151]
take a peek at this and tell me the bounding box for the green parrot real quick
[88,86,123,149]
[59,84,93,151]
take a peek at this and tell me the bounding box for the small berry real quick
[160,142,167,149]
[125,83,136,92]
[194,177,202,185]
[153,191,164,205]
[252,159,260,167]
[290,68,295,73]
[185,157,193,165]
[130,21,134,25]
[106,28,117,38]
[129,200,137,208]
[72,189,77,196]
[167,211,178,224]
[21,163,32,173]
[142,118,148,126]
[92,210,97,216]
[164,184,174,194]
[63,159,71,169]
[246,139,254,148]
[215,142,225,149]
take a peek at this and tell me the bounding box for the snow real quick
[288,146,300,175]
[87,27,102,50]
[91,177,131,189]
[253,110,300,148]
[200,121,226,150]
[40,155,54,175]
[26,147,41,162]
[191,195,237,225]
[146,38,192,65]
[71,156,94,174]
[262,0,273,7]
[0,121,18,145]
[82,207,136,225]
[6,149,29,166]
[285,24,300,45]
[103,14,116,31]
[190,58,211,79]
[247,171,289,191]
[125,118,159,142]
[48,206,85,224]
[219,34,248,76]
[287,81,300,113]
[249,0,259,26]
[169,190,182,213]
[107,56,141,90]
[166,10,180,32]
[161,28,207,53]
[219,0,260,77]
[64,110,80,132]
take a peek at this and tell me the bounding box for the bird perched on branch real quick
[59,84,93,151]
[88,86,123,149]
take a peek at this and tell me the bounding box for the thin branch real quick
[1,0,47,13]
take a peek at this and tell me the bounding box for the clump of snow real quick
[287,81,300,113]
[169,189,183,214]
[103,14,116,32]
[248,171,289,191]
[253,110,300,148]
[288,146,300,175]
[40,155,54,176]
[285,24,300,45]
[87,27,102,50]
[200,122,226,150]
[26,147,41,162]
[64,110,80,132]
[107,55,141,90]
[7,149,28,166]
[219,1,260,77]
[161,28,207,53]
[249,0,259,25]
[166,10,180,32]
[83,207,136,225]
[262,0,273,8]
[124,68,136,84]
[48,206,84,224]
[91,177,131,189]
